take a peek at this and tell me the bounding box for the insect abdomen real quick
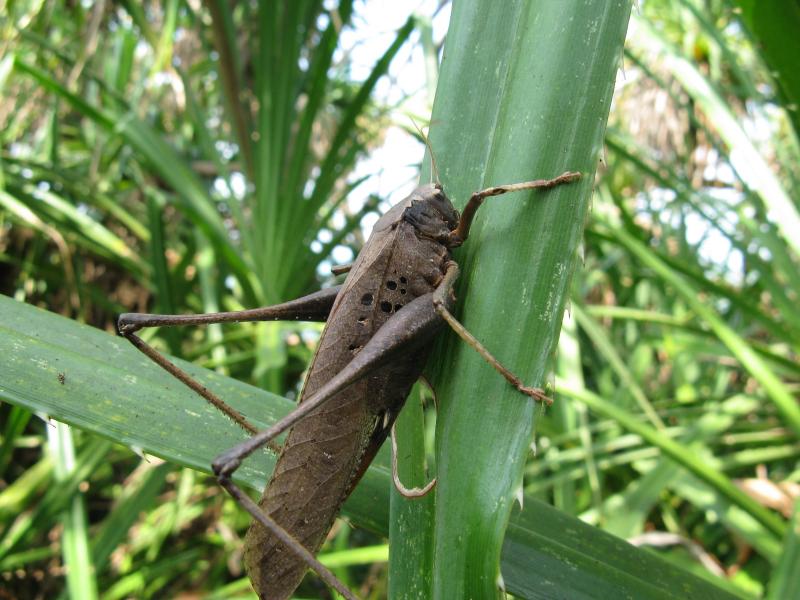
[244,220,449,599]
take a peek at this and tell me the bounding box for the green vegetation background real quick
[0,1,798,598]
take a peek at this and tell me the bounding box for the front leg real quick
[433,262,552,404]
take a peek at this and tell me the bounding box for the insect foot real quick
[212,452,242,479]
[117,313,146,334]
[517,385,554,406]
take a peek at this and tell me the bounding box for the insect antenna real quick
[410,117,440,186]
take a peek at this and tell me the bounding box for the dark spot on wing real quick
[361,293,374,306]
[380,301,392,313]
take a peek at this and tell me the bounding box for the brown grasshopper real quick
[118,170,580,599]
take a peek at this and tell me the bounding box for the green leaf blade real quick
[420,2,632,598]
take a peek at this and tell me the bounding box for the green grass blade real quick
[48,422,98,600]
[151,0,178,75]
[112,118,257,299]
[12,59,113,128]
[668,470,782,566]
[306,15,416,218]
[767,497,800,600]
[116,0,157,49]
[733,0,800,141]
[0,435,112,561]
[0,405,31,478]
[603,133,800,345]
[205,0,254,177]
[503,497,745,600]
[555,312,603,515]
[592,396,773,546]
[13,58,258,302]
[319,544,389,569]
[572,302,664,429]
[0,186,144,278]
[279,15,415,298]
[630,15,800,258]
[284,0,355,205]
[557,379,786,539]
[0,451,52,523]
[609,224,800,438]
[90,461,170,572]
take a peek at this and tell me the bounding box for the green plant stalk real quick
[389,386,435,598]
[409,1,632,597]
